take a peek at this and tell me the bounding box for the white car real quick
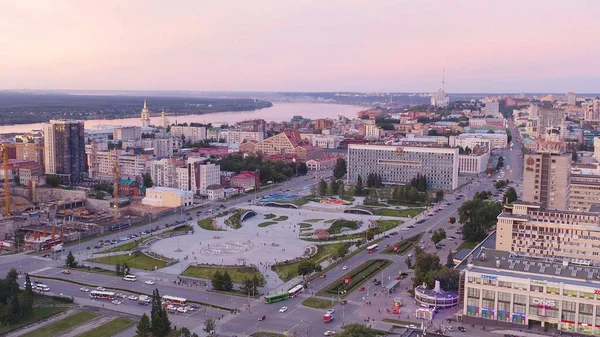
[128,295,138,301]
[96,286,106,291]
[111,300,122,305]
[326,309,335,314]
[177,307,187,313]
[145,280,155,285]
[279,307,288,313]
[185,306,194,311]
[80,287,89,292]
[408,324,417,329]
[342,266,348,270]
[324,331,336,336]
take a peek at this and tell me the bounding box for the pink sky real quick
[1,0,599,93]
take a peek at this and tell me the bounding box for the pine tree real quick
[318,179,327,196]
[355,175,364,196]
[150,288,171,337]
[65,250,77,268]
[211,271,223,291]
[115,263,122,276]
[136,313,151,337]
[337,181,345,197]
[203,319,216,335]
[7,294,22,324]
[221,271,233,291]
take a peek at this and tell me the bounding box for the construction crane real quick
[109,153,120,221]
[1,143,44,216]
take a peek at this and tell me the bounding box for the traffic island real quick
[301,297,337,309]
[272,243,344,281]
[181,265,265,285]
[89,251,170,270]
[317,259,393,298]
[382,233,424,255]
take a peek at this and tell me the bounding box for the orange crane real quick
[1,143,44,216]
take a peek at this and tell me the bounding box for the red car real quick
[62,270,71,275]
[320,274,327,279]
[359,286,366,291]
[258,315,266,321]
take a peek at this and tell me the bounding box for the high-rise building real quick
[43,120,86,183]
[566,92,576,105]
[171,126,207,144]
[113,126,142,141]
[482,100,500,118]
[537,109,565,138]
[522,143,570,210]
[141,100,151,127]
[431,70,450,108]
[583,98,600,121]
[347,144,459,190]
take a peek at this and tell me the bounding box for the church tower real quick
[141,99,151,127]
[159,110,170,129]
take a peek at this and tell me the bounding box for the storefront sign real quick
[481,275,497,280]
[532,298,555,309]
[531,280,546,285]
[594,290,600,295]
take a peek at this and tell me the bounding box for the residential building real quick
[347,144,459,190]
[43,120,86,183]
[583,99,600,121]
[230,171,259,191]
[118,179,140,197]
[140,100,150,127]
[150,158,179,189]
[522,148,570,210]
[170,126,207,144]
[568,174,600,211]
[364,124,381,138]
[141,137,174,158]
[226,130,264,144]
[193,160,221,195]
[306,155,343,171]
[206,185,224,201]
[299,133,338,149]
[294,144,324,161]
[469,118,505,128]
[142,187,193,208]
[566,92,576,106]
[86,145,152,180]
[18,166,43,186]
[239,140,259,154]
[113,126,142,141]
[537,109,565,138]
[256,129,302,156]
[482,100,500,118]
[449,133,507,150]
[459,152,490,174]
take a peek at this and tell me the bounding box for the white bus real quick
[367,244,379,254]
[35,284,50,292]
[90,290,115,300]
[162,295,187,306]
[123,275,137,282]
[288,284,305,298]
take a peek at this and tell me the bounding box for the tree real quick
[142,173,153,188]
[435,190,444,202]
[211,271,224,291]
[203,319,215,335]
[298,261,317,279]
[366,173,375,188]
[413,251,441,288]
[405,256,412,269]
[136,313,151,337]
[363,188,379,206]
[65,250,77,268]
[298,162,308,175]
[335,244,349,259]
[446,251,455,268]
[327,179,338,196]
[336,323,377,337]
[365,228,376,241]
[337,181,345,198]
[449,216,456,224]
[458,199,503,242]
[572,151,578,162]
[221,271,233,291]
[240,276,260,296]
[46,174,60,187]
[318,179,327,196]
[503,187,518,204]
[150,288,171,337]
[115,263,122,276]
[6,294,22,324]
[333,158,347,180]
[494,180,507,190]
[354,175,364,196]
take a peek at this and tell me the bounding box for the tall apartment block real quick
[43,120,86,183]
[522,151,571,210]
[347,144,459,190]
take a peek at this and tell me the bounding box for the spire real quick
[161,109,165,117]
[442,68,446,90]
[143,99,147,109]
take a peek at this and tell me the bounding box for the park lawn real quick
[182,265,264,284]
[77,318,134,337]
[305,219,323,223]
[299,223,312,228]
[374,220,403,232]
[258,221,278,227]
[324,219,337,223]
[264,213,276,219]
[326,220,358,234]
[197,218,225,231]
[272,242,346,281]
[386,200,427,207]
[102,239,143,253]
[273,216,289,221]
[375,208,424,218]
[21,311,100,337]
[457,241,479,250]
[318,259,392,298]
[382,233,424,255]
[90,251,168,270]
[0,299,71,335]
[301,297,337,309]
[251,333,285,337]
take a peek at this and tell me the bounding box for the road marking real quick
[31,256,51,261]
[29,266,52,274]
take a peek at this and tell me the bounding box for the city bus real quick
[288,284,305,298]
[90,290,115,299]
[110,223,130,231]
[264,292,289,304]
[41,239,63,251]
[367,244,379,254]
[162,295,187,306]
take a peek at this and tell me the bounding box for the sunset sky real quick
[1,0,599,93]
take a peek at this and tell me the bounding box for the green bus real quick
[264,292,289,304]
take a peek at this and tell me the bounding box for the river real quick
[0,103,365,134]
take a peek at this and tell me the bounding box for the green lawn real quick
[375,208,425,218]
[324,219,337,223]
[386,200,427,207]
[301,297,337,309]
[457,241,479,250]
[197,218,225,231]
[374,220,403,232]
[251,332,285,337]
[90,251,168,270]
[264,213,276,219]
[318,259,392,298]
[326,220,358,234]
[299,223,312,228]
[182,265,264,284]
[305,219,323,223]
[273,215,289,221]
[0,299,71,335]
[382,233,424,255]
[258,221,278,227]
[77,318,134,337]
[21,311,100,337]
[102,239,143,253]
[272,242,346,281]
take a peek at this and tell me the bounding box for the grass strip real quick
[301,297,337,309]
[20,311,100,337]
[182,265,264,285]
[317,259,392,298]
[90,251,168,270]
[305,219,323,223]
[272,243,345,282]
[382,233,424,255]
[77,318,134,337]
[258,221,278,227]
[197,218,225,231]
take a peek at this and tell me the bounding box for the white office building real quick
[347,144,459,190]
[449,133,507,150]
[170,126,207,144]
[226,130,264,144]
[113,126,142,141]
[459,153,490,174]
[300,133,339,149]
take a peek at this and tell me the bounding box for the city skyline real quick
[1,1,599,93]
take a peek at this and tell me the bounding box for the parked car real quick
[279,307,288,313]
[62,270,71,275]
[129,295,138,301]
[340,300,347,305]
[458,326,466,332]
[324,331,336,336]
[359,286,366,291]
[342,266,348,270]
